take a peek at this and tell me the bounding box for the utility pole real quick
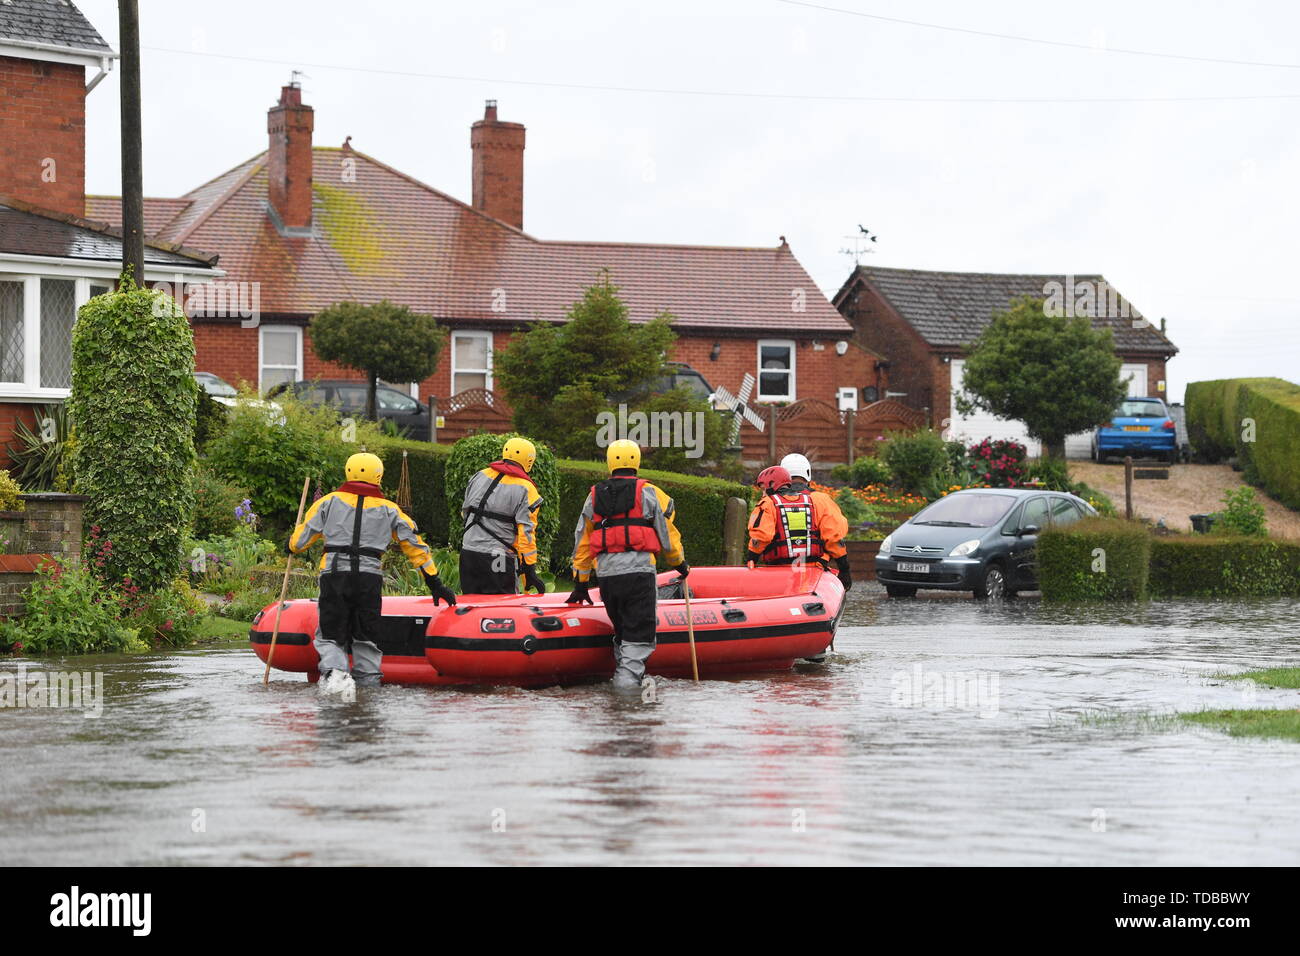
[118,0,144,283]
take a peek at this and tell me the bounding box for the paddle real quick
[263,475,312,686]
[681,576,699,683]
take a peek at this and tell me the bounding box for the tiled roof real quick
[0,198,219,268]
[89,147,851,334]
[84,195,193,237]
[844,265,1177,355]
[0,0,113,54]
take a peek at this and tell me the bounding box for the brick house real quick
[85,87,882,430]
[833,265,1178,457]
[0,1,221,464]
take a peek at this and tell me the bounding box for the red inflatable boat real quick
[250,565,843,687]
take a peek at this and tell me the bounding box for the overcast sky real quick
[76,0,1300,402]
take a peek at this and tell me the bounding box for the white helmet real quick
[780,453,812,482]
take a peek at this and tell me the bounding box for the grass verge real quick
[197,615,253,641]
[1216,667,1300,689]
[1179,708,1300,742]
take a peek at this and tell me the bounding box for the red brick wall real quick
[838,282,939,419]
[0,55,85,217]
[0,403,40,470]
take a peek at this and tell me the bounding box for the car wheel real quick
[973,562,1008,601]
[885,584,917,598]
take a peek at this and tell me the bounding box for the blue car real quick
[1092,396,1178,463]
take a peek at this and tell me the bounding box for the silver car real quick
[875,488,1097,600]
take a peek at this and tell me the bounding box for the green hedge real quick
[1185,378,1300,510]
[1037,517,1151,601]
[377,439,453,545]
[1150,536,1300,598]
[373,440,752,572]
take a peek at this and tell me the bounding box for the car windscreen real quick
[1116,400,1165,418]
[912,493,1017,528]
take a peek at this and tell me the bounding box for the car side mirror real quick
[1019,524,1040,537]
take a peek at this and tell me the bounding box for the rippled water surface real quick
[2,590,1298,865]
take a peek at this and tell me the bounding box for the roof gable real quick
[846,265,1176,355]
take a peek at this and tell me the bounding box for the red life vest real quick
[763,491,824,563]
[589,476,662,554]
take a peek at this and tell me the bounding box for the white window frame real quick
[0,260,223,402]
[451,330,493,395]
[756,338,796,403]
[258,324,303,394]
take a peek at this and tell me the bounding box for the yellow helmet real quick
[345,452,384,483]
[501,436,537,473]
[606,439,641,472]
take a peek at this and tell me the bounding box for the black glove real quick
[746,550,763,568]
[566,580,594,605]
[834,555,853,592]
[424,571,457,606]
[522,564,546,594]
[674,561,690,579]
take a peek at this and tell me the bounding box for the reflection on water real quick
[1,592,1297,865]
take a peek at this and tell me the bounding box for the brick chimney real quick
[266,83,314,230]
[471,100,525,229]
[0,56,88,217]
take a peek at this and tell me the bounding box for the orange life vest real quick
[590,476,662,554]
[763,491,824,563]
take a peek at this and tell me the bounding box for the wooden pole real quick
[263,476,312,685]
[846,408,856,465]
[118,0,145,283]
[682,578,699,683]
[722,496,748,565]
[1124,456,1134,520]
[767,404,777,463]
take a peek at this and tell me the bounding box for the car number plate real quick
[897,562,929,573]
[1122,425,1150,431]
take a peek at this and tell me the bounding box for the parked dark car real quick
[875,488,1098,599]
[610,362,715,405]
[269,380,432,440]
[1092,396,1178,463]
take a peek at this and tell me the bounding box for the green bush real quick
[1212,486,1268,537]
[880,429,951,497]
[843,454,893,488]
[1037,517,1151,601]
[204,389,387,534]
[547,459,752,574]
[125,577,208,648]
[377,439,453,545]
[70,279,196,591]
[2,561,143,655]
[444,433,561,566]
[190,463,251,538]
[1232,378,1300,509]
[0,469,22,512]
[1025,456,1072,491]
[1150,537,1300,598]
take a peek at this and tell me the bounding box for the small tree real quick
[70,277,196,590]
[310,300,446,420]
[494,271,675,459]
[956,296,1126,458]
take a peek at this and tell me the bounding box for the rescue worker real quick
[290,452,456,692]
[746,463,852,590]
[460,437,546,594]
[568,439,687,691]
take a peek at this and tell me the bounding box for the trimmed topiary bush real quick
[1037,517,1151,602]
[70,279,197,591]
[1149,537,1300,598]
[444,433,562,567]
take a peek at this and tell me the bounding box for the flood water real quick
[2,589,1298,865]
